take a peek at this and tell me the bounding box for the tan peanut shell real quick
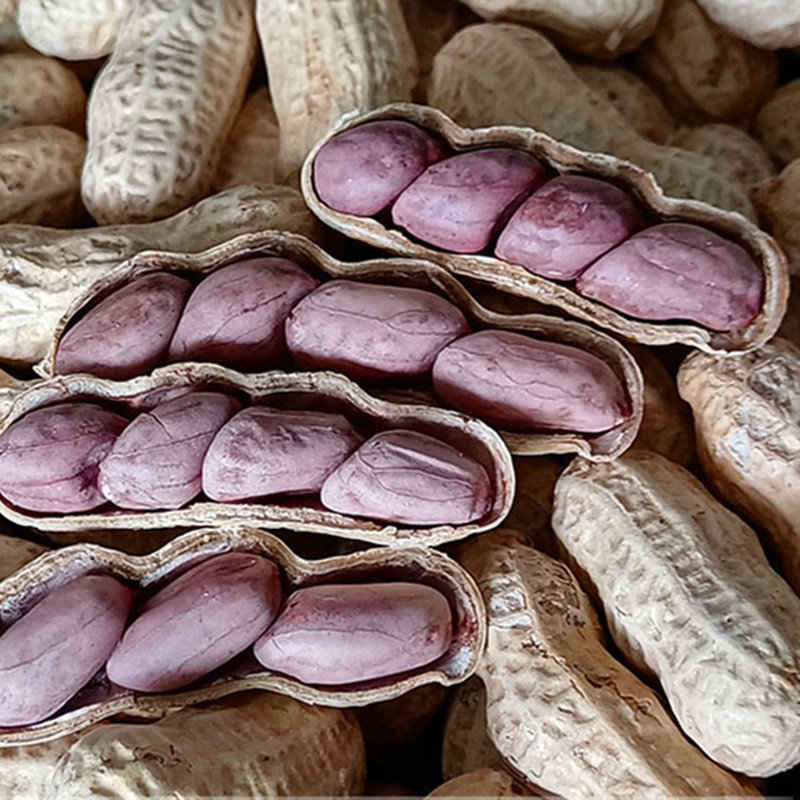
[17,0,131,59]
[757,159,800,277]
[45,692,366,798]
[635,0,777,125]
[678,338,800,595]
[570,62,676,144]
[753,79,800,167]
[302,103,787,353]
[42,229,643,461]
[0,53,86,132]
[457,529,756,798]
[428,24,756,221]
[212,87,279,191]
[0,0,16,24]
[0,183,321,367]
[453,0,661,59]
[0,533,47,582]
[427,768,532,798]
[0,125,85,227]
[0,525,484,745]
[503,456,562,553]
[0,366,513,545]
[552,451,800,778]
[82,0,256,224]
[779,278,800,347]
[256,0,418,181]
[694,0,800,49]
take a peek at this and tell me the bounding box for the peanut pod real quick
[0,524,484,745]
[40,229,643,461]
[302,103,786,353]
[0,365,512,545]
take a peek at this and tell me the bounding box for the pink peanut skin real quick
[55,273,193,380]
[253,582,452,685]
[106,553,282,693]
[285,280,471,381]
[432,330,629,434]
[495,175,647,280]
[98,392,241,510]
[202,406,364,502]
[313,120,447,216]
[391,148,548,253]
[320,429,492,525]
[0,402,128,513]
[576,223,764,331]
[167,258,319,372]
[0,575,134,726]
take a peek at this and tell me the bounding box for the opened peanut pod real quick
[1,1,799,797]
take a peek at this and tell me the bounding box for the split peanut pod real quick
[0,525,484,745]
[0,365,512,544]
[40,229,643,460]
[302,103,787,353]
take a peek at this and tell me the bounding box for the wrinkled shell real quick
[17,0,131,59]
[678,339,800,596]
[458,529,758,797]
[257,0,418,181]
[0,125,85,226]
[0,183,321,367]
[0,53,86,132]
[0,525,484,744]
[82,0,256,224]
[0,534,47,582]
[757,159,800,277]
[303,103,786,352]
[427,768,531,798]
[427,24,756,220]
[571,62,676,144]
[636,0,777,124]
[552,451,800,777]
[46,692,367,798]
[694,0,800,49]
[753,79,800,167]
[503,457,562,553]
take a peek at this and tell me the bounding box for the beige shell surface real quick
[257,0,418,181]
[758,159,800,277]
[427,24,756,221]
[552,450,800,778]
[0,183,322,368]
[753,79,800,167]
[694,0,800,49]
[779,278,800,347]
[0,53,86,133]
[457,529,756,798]
[41,229,643,461]
[17,0,131,59]
[0,532,47,582]
[0,125,85,227]
[453,0,661,58]
[302,102,787,353]
[82,0,256,225]
[427,768,533,798]
[678,338,800,595]
[0,366,513,545]
[0,525,486,745]
[45,692,366,798]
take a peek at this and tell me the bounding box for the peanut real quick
[254,582,452,684]
[427,768,531,798]
[757,158,800,276]
[753,78,800,167]
[694,0,800,49]
[82,0,256,224]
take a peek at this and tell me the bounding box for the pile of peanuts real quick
[0,0,800,797]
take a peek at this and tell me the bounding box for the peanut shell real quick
[694,0,800,49]
[753,79,800,167]
[0,533,47,582]
[757,159,800,277]
[427,768,531,798]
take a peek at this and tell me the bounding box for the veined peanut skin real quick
[285,280,470,381]
[753,79,800,167]
[98,392,241,510]
[391,148,548,253]
[202,407,363,502]
[0,125,86,227]
[0,575,134,726]
[677,339,800,596]
[254,582,452,685]
[18,0,132,59]
[82,0,255,224]
[577,222,764,331]
[694,0,800,49]
[552,450,800,777]
[45,692,367,798]
[55,273,193,380]
[495,174,646,281]
[0,52,86,133]
[107,553,282,692]
[0,402,128,513]
[320,429,492,525]
[757,159,800,276]
[167,257,319,372]
[313,120,447,216]
[0,532,48,582]
[432,330,629,434]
